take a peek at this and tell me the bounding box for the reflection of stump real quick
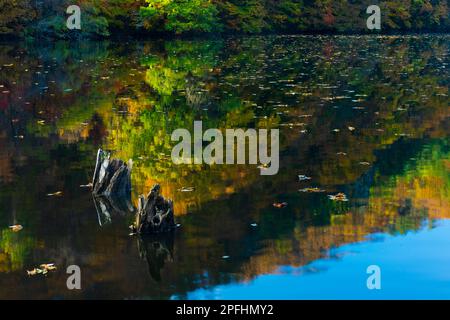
[131,184,175,234]
[137,234,174,282]
[93,196,135,226]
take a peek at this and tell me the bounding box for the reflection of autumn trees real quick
[240,139,449,279]
[2,36,447,213]
[106,37,448,216]
[5,37,445,187]
[368,141,449,222]
[0,36,448,297]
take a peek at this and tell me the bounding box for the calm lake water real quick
[0,35,448,299]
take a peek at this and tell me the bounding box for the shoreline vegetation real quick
[2,30,450,44]
[0,1,448,40]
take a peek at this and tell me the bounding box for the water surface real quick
[0,35,448,299]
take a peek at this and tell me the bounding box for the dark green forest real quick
[0,0,448,39]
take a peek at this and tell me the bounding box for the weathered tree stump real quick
[92,149,132,199]
[92,150,175,232]
[92,149,134,225]
[131,184,175,234]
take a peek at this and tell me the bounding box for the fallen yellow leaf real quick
[9,225,23,232]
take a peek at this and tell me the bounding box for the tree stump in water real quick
[92,150,174,233]
[92,149,134,225]
[92,149,132,199]
[131,184,175,234]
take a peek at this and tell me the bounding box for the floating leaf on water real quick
[299,187,325,193]
[328,193,349,202]
[47,191,63,197]
[336,152,347,156]
[9,225,23,232]
[298,175,311,181]
[273,202,288,208]
[27,263,56,276]
[40,263,56,271]
[179,187,194,192]
[359,162,370,166]
[27,268,42,276]
[80,183,93,188]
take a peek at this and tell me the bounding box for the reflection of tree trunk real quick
[12,203,17,225]
[185,74,209,109]
[93,195,134,226]
[88,113,106,145]
[137,234,174,282]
